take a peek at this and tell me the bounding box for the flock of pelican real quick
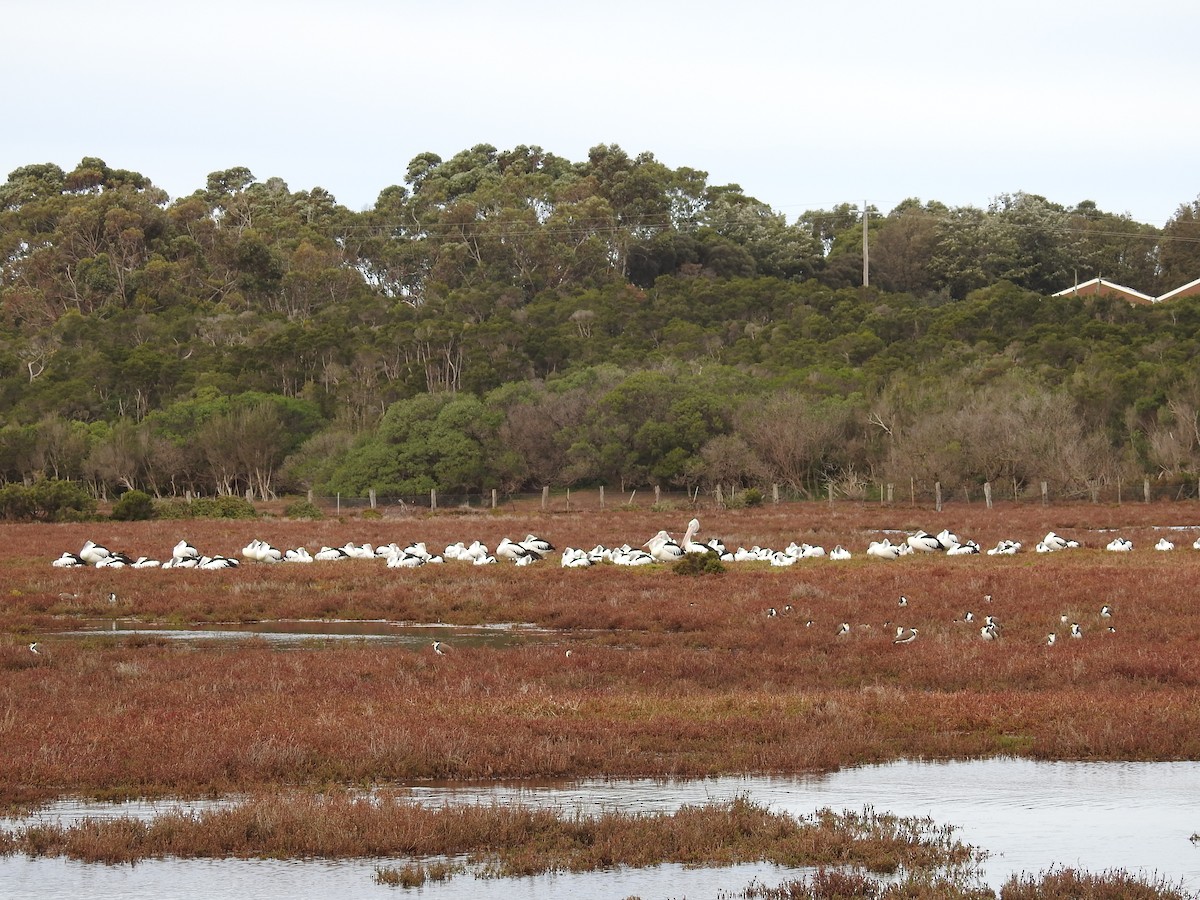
[49,520,1200,572]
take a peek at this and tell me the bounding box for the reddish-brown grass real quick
[1,502,1199,809]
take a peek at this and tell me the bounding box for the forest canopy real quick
[2,147,1199,503]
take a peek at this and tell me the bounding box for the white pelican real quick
[1070,622,1082,638]
[987,539,1021,556]
[522,534,555,554]
[497,537,541,563]
[1155,537,1175,551]
[836,622,851,636]
[560,547,592,568]
[1194,535,1200,550]
[52,552,86,567]
[867,539,903,560]
[907,531,945,552]
[893,627,918,644]
[830,545,852,560]
[1101,605,1112,618]
[898,596,909,607]
[29,642,41,655]
[946,540,980,555]
[644,530,685,562]
[432,640,448,655]
[1105,537,1133,552]
[980,623,999,640]
[172,540,199,562]
[1047,633,1056,646]
[314,546,348,561]
[79,540,110,565]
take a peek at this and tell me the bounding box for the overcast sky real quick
[5,0,1196,225]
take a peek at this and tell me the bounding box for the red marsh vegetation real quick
[1,502,1199,808]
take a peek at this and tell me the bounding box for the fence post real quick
[369,488,376,509]
[935,481,942,512]
[984,481,992,509]
[307,489,313,504]
[599,485,605,509]
[715,485,724,507]
[542,485,549,510]
[772,484,779,504]
[1040,481,1048,505]
[654,485,661,506]
[887,483,894,504]
[1144,477,1151,503]
[565,488,570,511]
[336,492,340,516]
[491,488,497,509]
[430,488,437,510]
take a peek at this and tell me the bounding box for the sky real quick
[5,0,1197,226]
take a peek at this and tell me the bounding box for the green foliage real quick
[672,551,726,576]
[283,499,323,519]
[110,489,155,520]
[155,495,259,519]
[0,479,96,521]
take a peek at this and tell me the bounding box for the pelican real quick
[497,537,541,563]
[898,596,909,607]
[830,545,852,560]
[172,540,199,562]
[836,622,851,636]
[1155,537,1175,551]
[766,607,778,618]
[521,534,555,555]
[987,539,1021,556]
[432,640,448,655]
[946,540,980,555]
[1100,605,1112,618]
[1070,622,1083,639]
[907,531,945,552]
[28,642,41,655]
[560,547,593,568]
[1047,633,1056,646]
[1194,536,1200,551]
[52,552,86,568]
[644,530,685,562]
[1106,537,1133,552]
[893,627,918,644]
[867,539,903,560]
[79,540,110,565]
[980,623,999,640]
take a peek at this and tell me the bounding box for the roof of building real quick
[1052,277,1157,304]
[1155,276,1200,303]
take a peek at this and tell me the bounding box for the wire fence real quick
[295,477,1200,517]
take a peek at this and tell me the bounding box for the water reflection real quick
[53,619,552,650]
[3,759,1198,899]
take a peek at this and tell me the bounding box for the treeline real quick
[1,147,1199,502]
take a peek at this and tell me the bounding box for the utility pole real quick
[862,200,869,287]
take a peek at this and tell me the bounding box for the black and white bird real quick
[836,622,851,636]
[28,642,41,655]
[1070,622,1083,639]
[432,640,448,655]
[898,595,909,607]
[893,627,918,644]
[1100,605,1112,618]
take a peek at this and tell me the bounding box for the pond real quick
[3,758,1198,898]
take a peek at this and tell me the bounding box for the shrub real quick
[283,500,323,520]
[111,490,155,521]
[672,551,726,576]
[152,496,259,520]
[0,479,97,522]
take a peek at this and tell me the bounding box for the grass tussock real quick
[1,794,976,874]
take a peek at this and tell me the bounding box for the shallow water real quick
[3,758,1198,898]
[54,619,553,650]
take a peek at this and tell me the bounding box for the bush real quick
[111,490,155,521]
[283,499,323,520]
[672,551,726,576]
[0,479,96,522]
[153,495,259,520]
